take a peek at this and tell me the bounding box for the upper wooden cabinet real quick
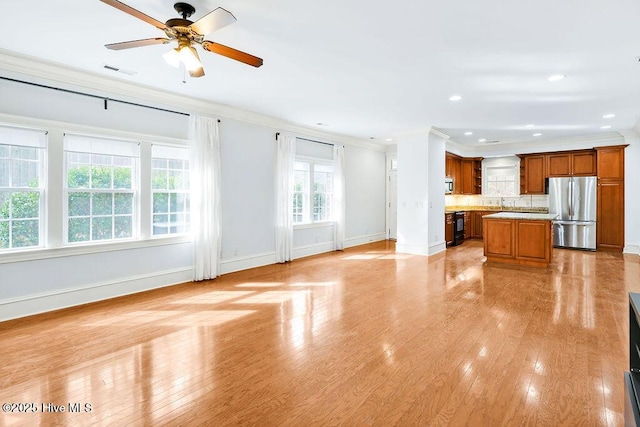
[596,145,625,180]
[446,152,482,195]
[518,154,546,194]
[547,150,596,177]
[461,160,474,194]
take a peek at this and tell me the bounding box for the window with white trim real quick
[484,164,518,197]
[0,127,46,250]
[151,145,190,236]
[293,159,334,224]
[64,134,138,243]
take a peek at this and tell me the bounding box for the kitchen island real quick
[483,212,557,268]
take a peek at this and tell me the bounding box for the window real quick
[485,165,518,197]
[151,145,190,235]
[64,135,138,243]
[0,127,46,250]
[293,159,334,224]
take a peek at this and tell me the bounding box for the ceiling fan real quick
[100,0,263,78]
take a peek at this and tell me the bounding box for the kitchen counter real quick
[483,212,558,221]
[445,205,549,213]
[483,214,554,268]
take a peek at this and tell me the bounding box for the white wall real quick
[622,131,640,254]
[396,134,429,255]
[344,144,387,246]
[427,131,446,253]
[0,71,387,320]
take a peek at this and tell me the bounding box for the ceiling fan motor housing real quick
[174,2,196,19]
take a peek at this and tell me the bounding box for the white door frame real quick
[386,154,398,240]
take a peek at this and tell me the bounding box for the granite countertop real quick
[445,206,549,213]
[483,212,558,221]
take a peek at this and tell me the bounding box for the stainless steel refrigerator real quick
[548,176,597,250]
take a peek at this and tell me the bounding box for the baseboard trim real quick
[0,267,193,322]
[395,243,430,256]
[345,233,387,248]
[623,244,640,256]
[293,242,337,260]
[429,241,447,256]
[220,252,277,275]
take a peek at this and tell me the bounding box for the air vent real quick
[102,64,137,76]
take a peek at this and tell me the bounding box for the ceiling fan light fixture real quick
[179,45,203,72]
[163,49,181,68]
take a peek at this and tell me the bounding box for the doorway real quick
[387,157,397,240]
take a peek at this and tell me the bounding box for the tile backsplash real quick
[445,194,548,209]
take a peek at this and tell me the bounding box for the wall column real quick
[396,128,448,256]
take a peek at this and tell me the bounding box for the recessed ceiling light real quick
[548,74,566,82]
[525,124,535,128]
[601,125,612,129]
[449,95,462,101]
[385,138,393,142]
[533,133,542,137]
[464,131,473,136]
[603,114,616,119]
[478,138,486,142]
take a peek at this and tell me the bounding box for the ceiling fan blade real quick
[201,41,263,67]
[105,38,170,50]
[190,7,237,36]
[100,0,167,30]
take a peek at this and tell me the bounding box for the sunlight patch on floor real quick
[289,282,337,287]
[235,282,284,288]
[171,291,255,304]
[232,290,311,304]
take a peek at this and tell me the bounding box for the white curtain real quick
[189,115,221,281]
[275,134,295,263]
[333,145,346,250]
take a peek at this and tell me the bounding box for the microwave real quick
[445,177,454,194]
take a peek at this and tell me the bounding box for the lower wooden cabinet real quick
[471,211,485,238]
[484,218,553,268]
[597,181,624,251]
[464,212,471,239]
[445,213,454,247]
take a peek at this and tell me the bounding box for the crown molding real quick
[449,131,627,158]
[0,49,385,152]
[430,127,451,140]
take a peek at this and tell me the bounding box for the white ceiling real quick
[3,0,640,146]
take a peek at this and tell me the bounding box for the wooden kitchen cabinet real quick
[547,150,596,177]
[446,152,462,194]
[484,216,553,268]
[518,154,546,194]
[572,151,597,175]
[595,145,627,251]
[597,181,624,250]
[596,146,625,180]
[464,212,471,239]
[445,213,454,247]
[446,153,482,195]
[461,160,474,195]
[471,211,485,238]
[473,159,482,194]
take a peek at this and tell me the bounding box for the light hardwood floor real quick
[1,240,639,426]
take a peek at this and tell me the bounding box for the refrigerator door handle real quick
[553,220,595,225]
[569,179,574,218]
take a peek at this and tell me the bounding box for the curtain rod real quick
[275,132,333,146]
[1,75,195,118]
